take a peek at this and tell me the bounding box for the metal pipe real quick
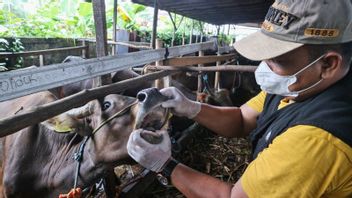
[144,65,257,72]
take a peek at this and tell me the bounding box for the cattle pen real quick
[0,0,269,197]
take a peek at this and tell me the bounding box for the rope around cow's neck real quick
[73,99,138,190]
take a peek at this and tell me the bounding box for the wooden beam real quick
[92,0,111,86]
[0,41,215,102]
[0,70,178,137]
[145,65,257,72]
[164,54,235,66]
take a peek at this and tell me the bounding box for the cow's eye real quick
[102,101,111,111]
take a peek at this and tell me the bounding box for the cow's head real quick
[43,89,169,166]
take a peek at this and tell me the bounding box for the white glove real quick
[160,87,201,119]
[127,129,171,172]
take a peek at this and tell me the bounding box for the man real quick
[127,0,352,197]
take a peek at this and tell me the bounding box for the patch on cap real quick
[304,28,340,38]
[263,2,299,30]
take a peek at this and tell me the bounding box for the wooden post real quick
[189,20,194,44]
[154,39,170,88]
[92,0,112,86]
[214,38,221,90]
[9,57,16,69]
[216,25,220,36]
[151,0,158,49]
[39,54,44,66]
[82,40,88,59]
[197,50,204,101]
[182,32,185,45]
[112,0,118,55]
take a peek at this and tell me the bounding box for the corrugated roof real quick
[131,0,274,25]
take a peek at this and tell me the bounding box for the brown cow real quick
[0,90,167,197]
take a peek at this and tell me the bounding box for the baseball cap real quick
[234,0,352,61]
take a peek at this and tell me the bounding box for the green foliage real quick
[0,0,95,38]
[218,33,233,45]
[157,31,186,47]
[0,38,25,70]
[0,0,234,47]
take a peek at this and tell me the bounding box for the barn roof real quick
[131,0,274,25]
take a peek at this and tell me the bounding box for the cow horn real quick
[67,102,95,119]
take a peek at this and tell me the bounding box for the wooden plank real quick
[164,54,235,66]
[145,65,257,72]
[0,70,179,137]
[0,41,215,102]
[0,46,88,59]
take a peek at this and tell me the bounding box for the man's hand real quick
[127,129,171,172]
[160,87,201,119]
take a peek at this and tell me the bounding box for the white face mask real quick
[255,55,325,97]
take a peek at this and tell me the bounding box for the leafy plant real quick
[0,38,25,70]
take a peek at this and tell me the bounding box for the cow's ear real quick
[41,103,95,136]
[42,114,80,133]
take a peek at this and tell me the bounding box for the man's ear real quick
[321,52,343,79]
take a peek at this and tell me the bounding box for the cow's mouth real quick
[139,114,166,131]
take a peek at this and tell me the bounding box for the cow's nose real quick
[137,92,147,103]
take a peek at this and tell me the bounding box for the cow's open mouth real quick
[136,110,168,144]
[136,104,169,131]
[139,116,165,131]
